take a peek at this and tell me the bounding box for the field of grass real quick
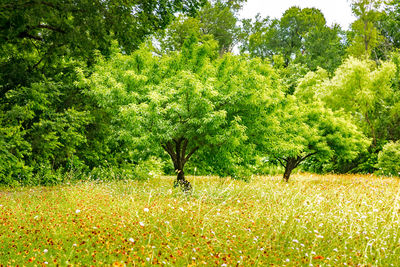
[1,174,400,266]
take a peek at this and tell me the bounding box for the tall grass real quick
[1,174,399,266]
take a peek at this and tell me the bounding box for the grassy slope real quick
[1,174,400,266]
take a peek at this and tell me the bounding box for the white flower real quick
[43,249,48,253]
[128,238,135,243]
[316,235,324,239]
[75,209,81,214]
[292,239,299,243]
[144,208,149,212]
[333,248,338,252]
[44,262,48,265]
[179,207,184,212]
[139,222,145,227]
[285,259,290,262]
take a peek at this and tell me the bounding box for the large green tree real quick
[82,37,282,189]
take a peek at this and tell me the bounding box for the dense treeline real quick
[1,0,399,186]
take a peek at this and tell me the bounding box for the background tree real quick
[156,0,245,55]
[375,0,400,58]
[240,6,346,72]
[347,0,384,59]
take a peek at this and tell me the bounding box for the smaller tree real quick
[267,97,370,182]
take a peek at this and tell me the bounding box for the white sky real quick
[239,0,356,30]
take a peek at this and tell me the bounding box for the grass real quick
[1,174,400,266]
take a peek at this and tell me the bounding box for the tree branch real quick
[183,146,199,165]
[181,138,188,162]
[294,152,318,168]
[275,157,286,167]
[18,32,44,41]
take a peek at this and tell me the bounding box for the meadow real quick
[1,174,400,266]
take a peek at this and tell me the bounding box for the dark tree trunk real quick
[277,152,318,182]
[283,158,297,182]
[162,138,199,192]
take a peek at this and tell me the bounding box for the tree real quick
[267,97,369,182]
[347,0,384,59]
[296,56,400,173]
[375,0,400,57]
[239,6,345,72]
[156,0,245,55]
[83,37,282,190]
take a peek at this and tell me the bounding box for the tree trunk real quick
[162,138,199,192]
[283,158,297,182]
[281,153,317,182]
[175,168,192,192]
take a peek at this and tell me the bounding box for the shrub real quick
[377,141,400,177]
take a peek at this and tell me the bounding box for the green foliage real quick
[347,0,385,59]
[377,141,400,176]
[378,0,400,52]
[266,96,369,180]
[240,6,346,73]
[323,57,397,144]
[84,37,282,183]
[156,0,244,54]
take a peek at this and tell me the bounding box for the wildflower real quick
[75,209,81,214]
[285,259,290,262]
[316,235,324,239]
[292,239,299,243]
[44,262,48,265]
[333,248,338,252]
[139,222,145,227]
[144,208,149,212]
[179,207,184,212]
[128,238,134,243]
[43,249,48,253]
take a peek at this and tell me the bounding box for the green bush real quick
[377,141,400,177]
[89,157,164,182]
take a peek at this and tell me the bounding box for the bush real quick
[89,157,164,182]
[377,141,400,177]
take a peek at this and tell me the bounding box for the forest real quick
[1,0,400,188]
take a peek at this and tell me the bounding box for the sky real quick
[239,0,356,30]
